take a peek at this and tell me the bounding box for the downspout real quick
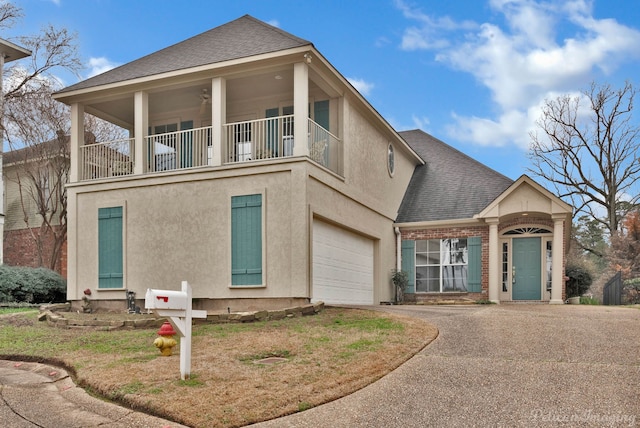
[394,227,401,271]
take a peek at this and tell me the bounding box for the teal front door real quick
[512,237,541,300]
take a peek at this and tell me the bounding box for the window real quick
[545,241,552,291]
[231,194,263,286]
[387,144,395,176]
[416,238,469,292]
[98,206,123,289]
[502,242,509,292]
[403,237,481,294]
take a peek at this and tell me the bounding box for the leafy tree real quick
[528,82,640,242]
[572,215,608,268]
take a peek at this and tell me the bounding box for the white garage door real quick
[312,221,374,305]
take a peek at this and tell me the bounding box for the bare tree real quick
[4,85,69,270]
[5,84,126,271]
[2,2,125,271]
[528,82,640,244]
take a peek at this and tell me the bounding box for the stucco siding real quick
[70,164,310,302]
[344,105,416,219]
[307,175,398,303]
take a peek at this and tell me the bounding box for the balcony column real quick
[134,91,148,174]
[293,61,309,157]
[211,77,226,166]
[550,215,566,304]
[69,103,84,183]
[487,218,500,303]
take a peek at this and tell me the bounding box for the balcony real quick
[78,117,341,180]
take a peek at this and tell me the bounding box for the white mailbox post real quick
[145,281,207,380]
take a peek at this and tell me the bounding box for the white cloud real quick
[395,0,477,50]
[266,19,280,28]
[411,115,431,130]
[86,57,120,78]
[347,77,374,96]
[397,0,640,148]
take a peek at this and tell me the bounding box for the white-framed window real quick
[502,242,509,292]
[416,238,469,292]
[545,240,552,291]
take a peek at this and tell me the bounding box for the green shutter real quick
[98,207,123,289]
[231,195,263,285]
[401,240,416,294]
[468,236,482,292]
[180,120,193,168]
[266,108,279,155]
[314,100,329,129]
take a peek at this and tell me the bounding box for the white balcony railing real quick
[308,118,341,174]
[78,117,341,180]
[224,115,295,163]
[146,126,211,173]
[80,138,134,180]
[224,116,342,174]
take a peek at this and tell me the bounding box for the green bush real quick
[0,265,66,303]
[565,264,593,298]
[623,278,640,304]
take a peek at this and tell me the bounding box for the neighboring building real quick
[52,15,571,311]
[3,138,69,277]
[0,37,31,265]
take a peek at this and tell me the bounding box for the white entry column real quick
[487,218,500,303]
[550,215,565,304]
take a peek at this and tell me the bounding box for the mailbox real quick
[143,281,207,380]
[145,288,187,311]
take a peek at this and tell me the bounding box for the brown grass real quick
[0,307,437,427]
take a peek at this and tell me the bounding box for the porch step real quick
[414,297,477,306]
[502,300,549,304]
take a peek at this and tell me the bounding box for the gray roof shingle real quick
[396,129,514,223]
[57,15,312,94]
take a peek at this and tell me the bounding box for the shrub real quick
[391,270,408,303]
[0,265,66,303]
[565,264,593,298]
[623,278,640,304]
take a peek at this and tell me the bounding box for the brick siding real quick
[3,227,67,278]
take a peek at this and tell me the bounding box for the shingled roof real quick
[57,15,312,94]
[396,129,514,223]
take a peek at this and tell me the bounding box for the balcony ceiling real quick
[85,68,322,129]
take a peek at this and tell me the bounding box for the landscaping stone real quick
[38,301,325,329]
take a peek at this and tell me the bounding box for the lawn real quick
[0,307,437,428]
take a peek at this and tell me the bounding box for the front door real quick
[512,237,541,300]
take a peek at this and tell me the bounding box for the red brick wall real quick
[400,217,567,301]
[401,225,490,297]
[3,227,67,278]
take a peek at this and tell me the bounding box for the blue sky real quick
[6,0,640,180]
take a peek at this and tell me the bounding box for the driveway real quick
[252,304,640,427]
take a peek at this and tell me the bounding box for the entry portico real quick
[477,176,572,304]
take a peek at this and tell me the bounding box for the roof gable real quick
[477,174,572,219]
[396,129,514,223]
[57,15,312,94]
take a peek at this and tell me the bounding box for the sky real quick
[4,0,640,180]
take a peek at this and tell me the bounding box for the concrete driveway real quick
[252,304,640,427]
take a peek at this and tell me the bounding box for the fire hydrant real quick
[154,321,178,356]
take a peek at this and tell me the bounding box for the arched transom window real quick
[503,227,551,235]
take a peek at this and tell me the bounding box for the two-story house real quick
[53,15,571,312]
